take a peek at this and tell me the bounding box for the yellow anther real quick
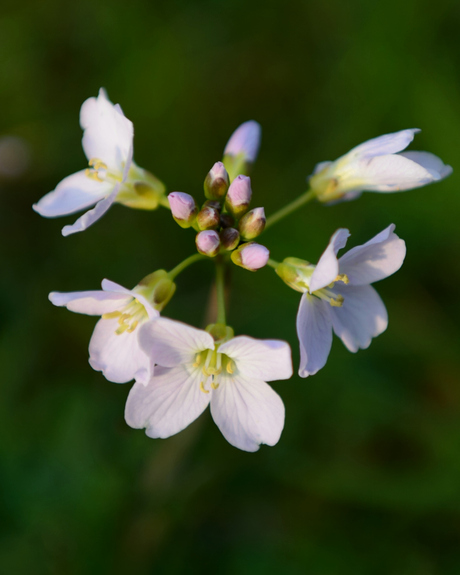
[330,294,344,307]
[193,353,203,368]
[335,274,349,285]
[226,360,236,374]
[200,381,210,394]
[102,310,122,320]
[211,381,220,390]
[127,321,138,333]
[115,323,130,335]
[118,313,130,325]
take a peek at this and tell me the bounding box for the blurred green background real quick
[1,0,460,573]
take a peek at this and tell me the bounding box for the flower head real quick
[276,225,406,377]
[125,318,292,452]
[309,129,452,203]
[231,242,270,271]
[49,271,176,383]
[33,89,165,235]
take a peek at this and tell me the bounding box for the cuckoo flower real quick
[125,319,293,452]
[49,272,175,384]
[276,225,406,377]
[33,88,165,235]
[309,129,452,203]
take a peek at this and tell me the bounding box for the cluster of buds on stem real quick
[168,122,269,271]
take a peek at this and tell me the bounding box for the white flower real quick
[49,279,159,384]
[276,225,406,377]
[125,318,293,452]
[309,129,452,203]
[33,88,164,236]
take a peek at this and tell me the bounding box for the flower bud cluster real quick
[168,153,269,271]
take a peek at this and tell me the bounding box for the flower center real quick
[101,298,148,334]
[193,348,236,394]
[85,158,123,185]
[312,274,349,307]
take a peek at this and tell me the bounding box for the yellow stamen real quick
[330,294,344,307]
[115,323,130,335]
[102,310,122,320]
[118,313,130,325]
[200,381,209,394]
[211,381,219,390]
[335,274,349,284]
[226,360,236,374]
[127,321,138,333]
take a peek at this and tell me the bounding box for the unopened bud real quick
[204,161,230,200]
[220,213,235,228]
[238,207,266,240]
[168,192,198,228]
[220,227,240,251]
[225,175,252,219]
[231,242,269,271]
[196,205,220,230]
[203,200,222,212]
[196,230,221,257]
[223,121,261,181]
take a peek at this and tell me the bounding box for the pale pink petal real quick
[210,375,284,452]
[330,285,388,352]
[33,170,111,217]
[89,317,152,384]
[348,129,419,159]
[297,293,333,377]
[224,121,261,162]
[338,224,406,285]
[219,337,292,382]
[61,186,118,236]
[125,365,211,438]
[399,151,452,180]
[80,88,133,170]
[310,228,350,293]
[139,318,214,368]
[49,290,131,316]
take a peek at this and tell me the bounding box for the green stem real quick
[159,195,171,209]
[265,189,316,231]
[267,258,279,269]
[215,260,227,325]
[168,253,206,280]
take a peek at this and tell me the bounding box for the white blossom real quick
[309,129,452,203]
[125,318,293,452]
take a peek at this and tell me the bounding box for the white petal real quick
[330,285,388,352]
[224,120,261,162]
[353,153,441,192]
[347,129,419,159]
[89,318,152,384]
[399,151,453,180]
[33,170,111,217]
[338,224,406,285]
[100,279,158,320]
[80,88,134,170]
[310,228,350,293]
[101,279,132,295]
[210,375,284,452]
[297,293,333,377]
[139,318,214,368]
[125,365,211,438]
[61,186,118,236]
[219,337,292,382]
[49,290,131,316]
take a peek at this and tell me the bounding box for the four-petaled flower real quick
[276,224,406,377]
[309,129,452,203]
[50,279,159,383]
[33,88,165,236]
[125,318,293,452]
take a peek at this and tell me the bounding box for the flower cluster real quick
[35,89,452,452]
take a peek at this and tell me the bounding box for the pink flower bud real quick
[238,207,266,240]
[204,161,230,200]
[224,121,261,163]
[168,192,198,228]
[231,242,269,271]
[196,230,220,257]
[220,227,240,251]
[225,175,252,218]
[196,205,220,230]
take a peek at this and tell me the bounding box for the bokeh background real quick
[1,0,460,573]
